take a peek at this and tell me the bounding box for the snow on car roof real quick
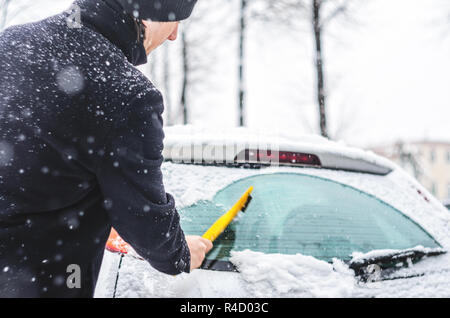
[164,125,392,165]
[163,125,394,175]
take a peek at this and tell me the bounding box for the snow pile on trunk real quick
[98,247,450,298]
[101,250,357,298]
[110,254,248,298]
[229,250,356,298]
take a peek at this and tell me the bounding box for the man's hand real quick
[186,235,213,271]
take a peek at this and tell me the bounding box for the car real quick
[94,126,450,298]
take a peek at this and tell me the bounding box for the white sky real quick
[329,0,450,147]
[3,0,450,149]
[245,0,450,148]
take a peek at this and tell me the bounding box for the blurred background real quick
[1,0,449,203]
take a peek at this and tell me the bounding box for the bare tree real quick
[372,141,424,181]
[311,0,360,138]
[253,0,360,138]
[147,49,158,83]
[145,46,174,125]
[162,44,173,125]
[394,141,424,180]
[176,0,234,125]
[180,27,189,125]
[238,0,247,127]
[313,0,327,137]
[144,1,232,126]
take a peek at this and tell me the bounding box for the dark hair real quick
[133,18,146,43]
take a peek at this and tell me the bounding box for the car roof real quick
[163,125,395,175]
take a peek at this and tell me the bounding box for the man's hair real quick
[133,18,146,42]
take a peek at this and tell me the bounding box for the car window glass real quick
[179,173,440,263]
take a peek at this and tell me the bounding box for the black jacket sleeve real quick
[96,88,190,275]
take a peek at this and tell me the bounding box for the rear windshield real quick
[179,173,440,264]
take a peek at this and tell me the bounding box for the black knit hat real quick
[116,0,198,22]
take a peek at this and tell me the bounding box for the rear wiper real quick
[348,247,446,282]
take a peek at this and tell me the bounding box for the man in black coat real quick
[0,0,212,298]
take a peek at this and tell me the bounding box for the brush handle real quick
[202,186,254,242]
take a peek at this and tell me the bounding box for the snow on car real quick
[94,126,450,298]
[443,199,450,211]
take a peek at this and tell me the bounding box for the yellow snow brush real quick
[202,186,254,242]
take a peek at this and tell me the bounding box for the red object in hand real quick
[106,228,131,254]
